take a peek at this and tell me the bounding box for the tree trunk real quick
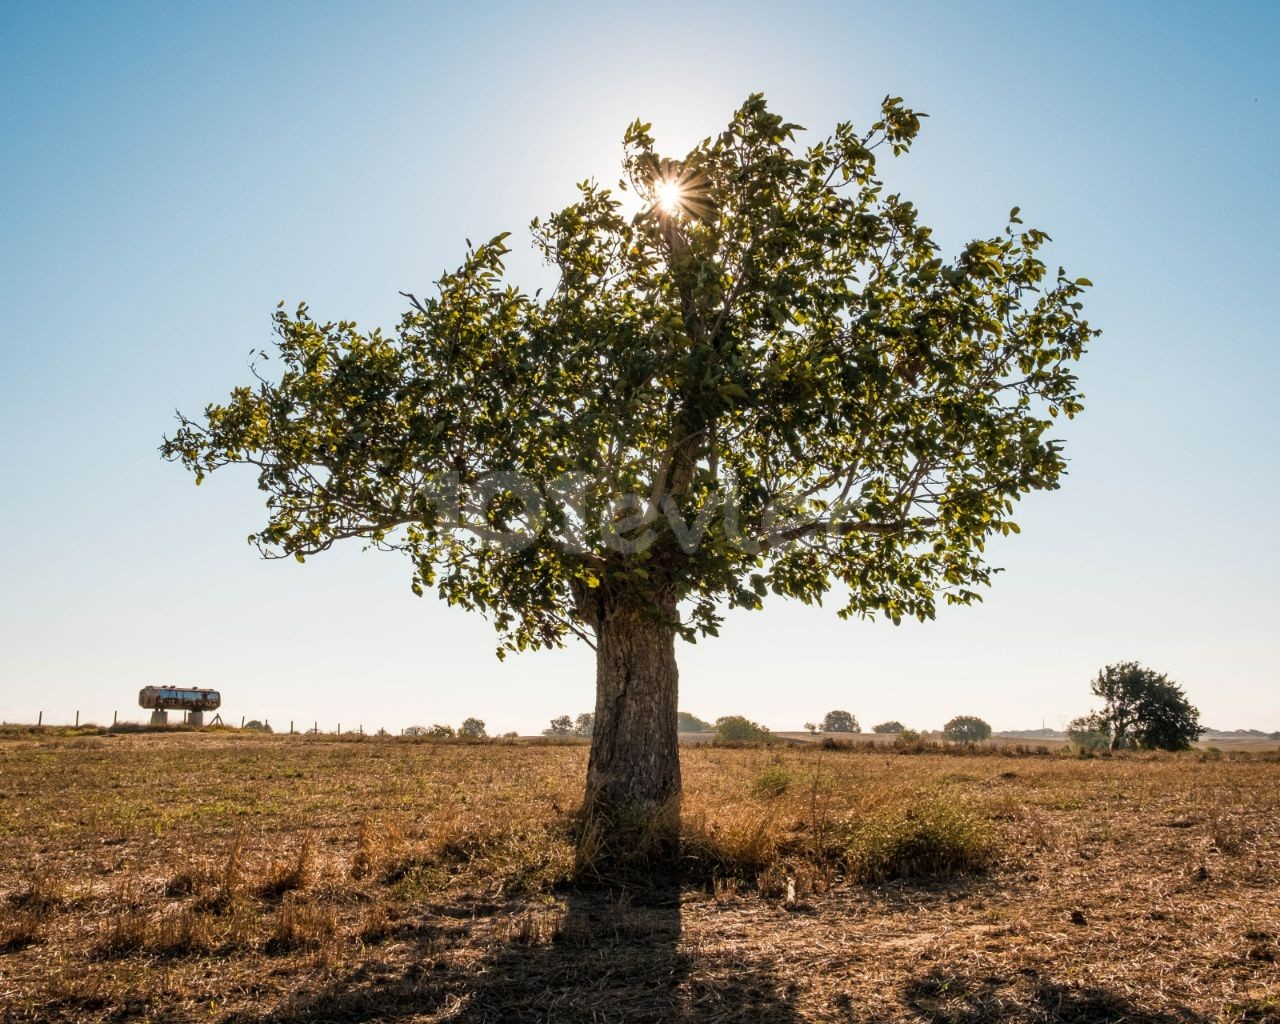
[583,591,681,817]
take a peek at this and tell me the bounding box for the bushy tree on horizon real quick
[943,715,992,743]
[573,712,594,738]
[872,720,905,734]
[677,711,712,733]
[459,717,487,739]
[822,710,859,733]
[163,94,1095,823]
[715,715,772,743]
[1071,662,1201,752]
[544,715,573,737]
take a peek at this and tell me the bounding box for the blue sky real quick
[1,1,1277,733]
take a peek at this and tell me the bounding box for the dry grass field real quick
[0,733,1277,1023]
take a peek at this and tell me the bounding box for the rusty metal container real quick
[138,686,221,712]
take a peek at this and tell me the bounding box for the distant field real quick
[1,734,1277,1022]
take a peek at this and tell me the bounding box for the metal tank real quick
[138,686,221,726]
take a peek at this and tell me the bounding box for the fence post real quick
[75,710,80,727]
[241,716,245,728]
[290,720,294,735]
[113,710,117,726]
[37,711,42,727]
[338,722,341,736]
[314,721,318,735]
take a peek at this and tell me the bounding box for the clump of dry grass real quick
[147,907,219,957]
[265,896,339,955]
[164,858,217,898]
[95,910,148,958]
[838,794,998,883]
[261,836,316,898]
[351,817,403,880]
[0,908,42,952]
[7,864,66,913]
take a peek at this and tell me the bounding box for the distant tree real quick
[545,715,573,737]
[943,716,992,743]
[872,720,905,734]
[163,95,1096,825]
[677,711,712,733]
[424,723,454,738]
[402,725,428,737]
[243,719,272,732]
[1079,662,1201,752]
[822,710,859,733]
[459,718,487,739]
[1271,732,1280,742]
[715,716,771,743]
[573,713,595,738]
[803,722,820,735]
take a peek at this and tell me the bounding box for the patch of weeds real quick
[840,794,998,883]
[752,763,794,799]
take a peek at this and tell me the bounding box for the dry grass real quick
[0,732,1277,1022]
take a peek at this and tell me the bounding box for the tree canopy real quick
[162,93,1096,657]
[943,716,992,743]
[822,709,859,733]
[1071,662,1201,751]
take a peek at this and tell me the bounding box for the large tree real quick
[1071,662,1201,751]
[163,95,1095,821]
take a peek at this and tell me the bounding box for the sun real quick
[654,177,684,215]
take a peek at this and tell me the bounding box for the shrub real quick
[752,763,793,798]
[893,728,925,749]
[715,716,772,743]
[243,719,272,732]
[840,795,996,882]
[1066,716,1110,753]
[822,710,859,733]
[458,718,486,739]
[943,716,992,743]
[873,720,906,734]
[427,723,455,738]
[677,711,712,733]
[803,722,820,735]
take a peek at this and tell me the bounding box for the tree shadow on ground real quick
[234,885,799,1024]
[901,967,1211,1024]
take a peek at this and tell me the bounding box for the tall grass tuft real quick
[839,794,997,883]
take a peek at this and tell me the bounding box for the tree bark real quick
[583,590,681,817]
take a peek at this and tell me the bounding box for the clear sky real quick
[1,1,1277,735]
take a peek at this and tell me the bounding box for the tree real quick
[943,716,992,743]
[822,710,859,733]
[459,718,486,739]
[677,711,712,733]
[162,95,1095,822]
[872,720,905,734]
[1076,662,1201,752]
[545,714,573,737]
[803,722,820,735]
[426,723,455,738]
[573,712,594,738]
[714,716,771,743]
